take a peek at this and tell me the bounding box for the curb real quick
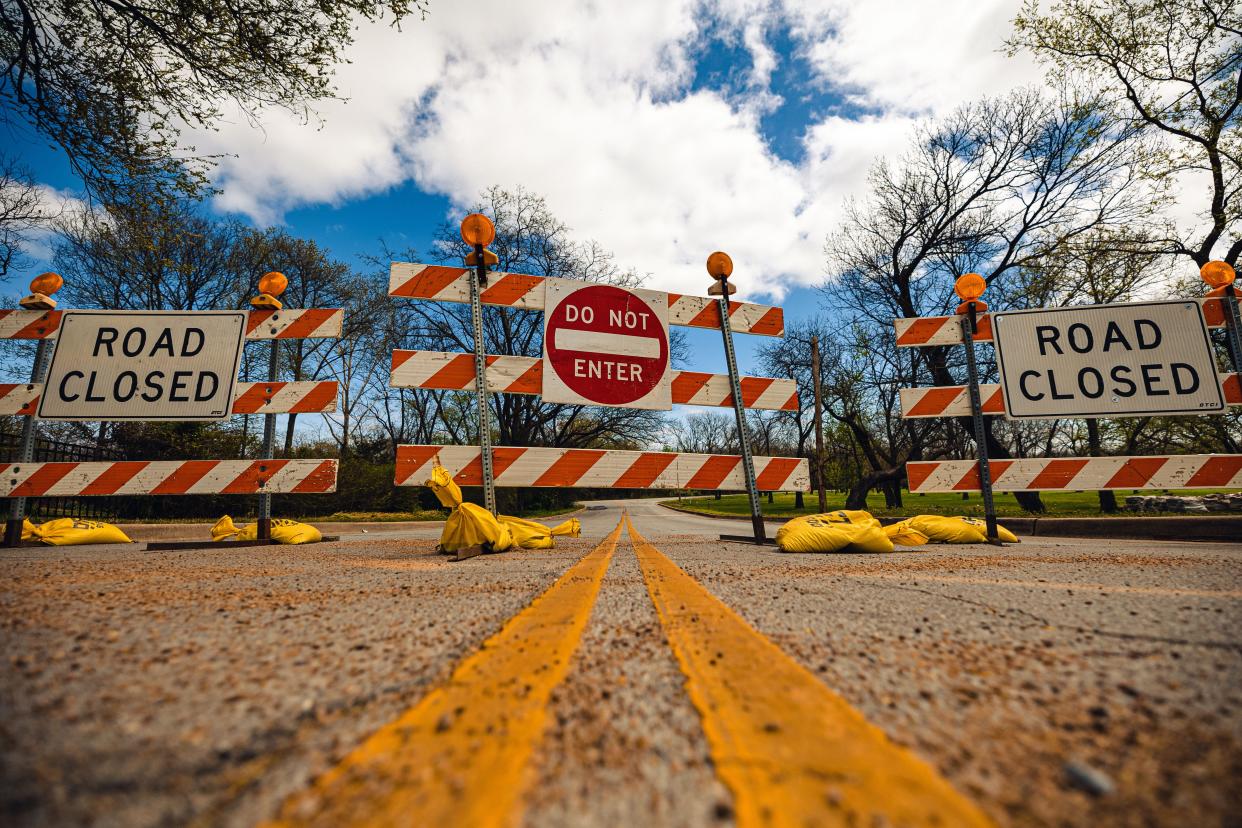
[658,502,1242,542]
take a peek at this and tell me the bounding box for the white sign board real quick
[542,279,671,409]
[38,311,246,421]
[993,300,1224,419]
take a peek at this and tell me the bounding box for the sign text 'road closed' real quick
[542,280,671,409]
[38,311,246,421]
[992,301,1224,419]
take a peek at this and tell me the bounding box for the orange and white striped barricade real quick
[899,373,1242,419]
[388,221,806,549]
[906,454,1242,493]
[892,295,1242,348]
[389,263,786,337]
[1,459,339,498]
[394,445,809,492]
[389,351,799,411]
[1,272,343,547]
[894,266,1242,521]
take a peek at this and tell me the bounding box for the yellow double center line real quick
[625,515,994,827]
[269,515,992,827]
[266,521,622,828]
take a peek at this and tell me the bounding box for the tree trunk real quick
[1086,419,1117,513]
[794,490,804,509]
[845,467,902,510]
[284,413,298,456]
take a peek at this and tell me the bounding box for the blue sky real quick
[5,0,1040,377]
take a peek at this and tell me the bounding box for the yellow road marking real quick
[265,520,623,828]
[626,516,994,827]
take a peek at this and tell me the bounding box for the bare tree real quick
[1010,0,1242,265]
[823,85,1157,511]
[0,153,46,280]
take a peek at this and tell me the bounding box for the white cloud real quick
[14,185,91,267]
[197,0,1048,300]
[787,0,1037,114]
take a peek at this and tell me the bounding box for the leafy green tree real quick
[0,0,427,203]
[1010,0,1242,265]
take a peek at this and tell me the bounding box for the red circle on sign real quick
[546,284,668,405]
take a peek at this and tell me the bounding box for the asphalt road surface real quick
[2,500,1239,827]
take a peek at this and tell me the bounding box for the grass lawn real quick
[662,489,1240,519]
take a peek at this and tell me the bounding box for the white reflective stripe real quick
[553,329,661,358]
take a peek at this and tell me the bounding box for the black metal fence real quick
[0,431,128,521]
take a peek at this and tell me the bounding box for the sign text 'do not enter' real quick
[542,281,671,409]
[993,301,1225,419]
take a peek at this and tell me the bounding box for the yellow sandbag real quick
[270,519,323,544]
[212,515,322,544]
[498,515,582,549]
[887,515,1019,544]
[885,522,931,547]
[428,465,464,508]
[427,464,512,552]
[23,517,132,546]
[776,511,894,553]
[212,515,255,541]
[442,502,512,553]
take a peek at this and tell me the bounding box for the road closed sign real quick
[38,311,246,421]
[992,300,1225,419]
[542,280,671,409]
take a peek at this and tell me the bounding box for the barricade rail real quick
[907,454,1242,493]
[390,263,785,337]
[395,445,810,491]
[892,272,1242,543]
[390,350,799,411]
[2,272,343,546]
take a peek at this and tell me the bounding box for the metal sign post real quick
[1222,284,1242,376]
[707,253,765,544]
[5,338,51,547]
[811,334,827,513]
[962,304,1000,545]
[257,339,278,541]
[462,214,498,517]
[470,247,497,516]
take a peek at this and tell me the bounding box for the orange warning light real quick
[706,251,733,279]
[460,213,496,248]
[29,272,63,296]
[954,273,986,302]
[1200,260,1236,289]
[259,271,288,297]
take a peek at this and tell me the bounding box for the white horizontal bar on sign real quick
[553,328,661,358]
[899,373,1242,419]
[893,296,1242,348]
[388,350,799,410]
[0,381,339,416]
[394,445,810,491]
[388,264,786,337]
[0,459,338,497]
[906,454,1242,493]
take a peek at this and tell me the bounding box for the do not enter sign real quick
[542,280,671,409]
